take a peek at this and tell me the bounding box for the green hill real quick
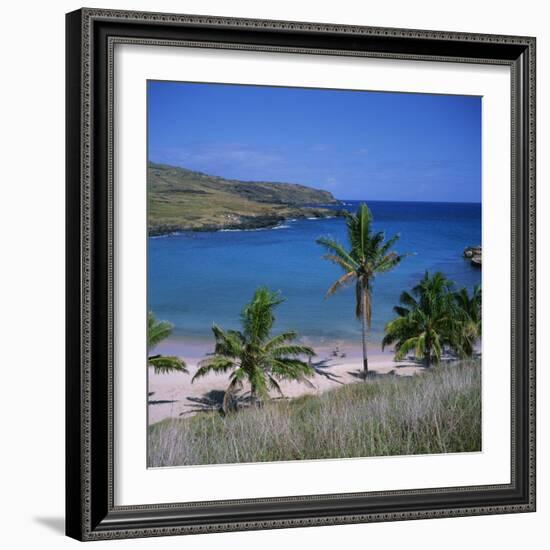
[148,163,342,235]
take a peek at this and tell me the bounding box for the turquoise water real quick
[148,201,481,345]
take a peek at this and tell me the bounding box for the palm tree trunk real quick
[250,387,257,407]
[360,285,369,377]
[424,335,431,367]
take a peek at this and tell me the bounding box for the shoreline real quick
[148,207,345,237]
[148,339,427,425]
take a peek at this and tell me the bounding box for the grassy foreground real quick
[148,360,481,467]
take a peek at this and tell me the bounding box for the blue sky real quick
[148,81,481,202]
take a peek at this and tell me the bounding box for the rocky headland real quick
[148,163,344,235]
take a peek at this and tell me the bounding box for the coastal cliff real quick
[148,163,342,235]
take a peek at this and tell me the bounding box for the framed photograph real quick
[66,8,536,541]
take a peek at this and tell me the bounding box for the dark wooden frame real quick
[66,8,536,541]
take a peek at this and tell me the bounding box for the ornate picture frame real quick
[66,8,536,541]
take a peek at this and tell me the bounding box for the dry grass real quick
[148,360,481,467]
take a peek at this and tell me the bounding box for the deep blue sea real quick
[148,201,481,345]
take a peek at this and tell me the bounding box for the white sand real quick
[148,341,425,424]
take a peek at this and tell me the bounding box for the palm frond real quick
[450,284,482,358]
[378,233,401,257]
[211,325,244,358]
[147,312,189,375]
[364,230,385,260]
[241,287,283,343]
[375,251,407,273]
[249,368,270,401]
[266,374,284,397]
[382,316,416,349]
[393,305,410,317]
[321,254,357,274]
[147,311,173,351]
[270,358,315,386]
[326,270,356,297]
[394,336,420,361]
[192,356,236,382]
[268,344,315,358]
[399,290,418,309]
[264,331,298,351]
[148,355,187,374]
[316,237,358,270]
[414,333,426,360]
[431,332,443,363]
[346,202,373,258]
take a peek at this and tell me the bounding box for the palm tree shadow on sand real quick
[182,389,253,416]
[346,357,428,380]
[347,369,397,380]
[345,350,480,380]
[310,358,345,384]
[147,391,178,406]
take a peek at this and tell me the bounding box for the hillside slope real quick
[148,163,342,235]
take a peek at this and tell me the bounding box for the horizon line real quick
[338,198,482,205]
[149,160,481,205]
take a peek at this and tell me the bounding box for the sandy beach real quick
[148,340,424,424]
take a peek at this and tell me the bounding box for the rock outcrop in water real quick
[464,246,482,267]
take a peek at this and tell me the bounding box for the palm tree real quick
[148,311,188,374]
[193,287,315,411]
[452,284,482,358]
[382,272,456,367]
[317,203,407,376]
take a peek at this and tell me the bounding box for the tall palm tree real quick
[148,311,188,374]
[452,284,482,358]
[193,287,315,411]
[382,272,456,367]
[317,203,407,376]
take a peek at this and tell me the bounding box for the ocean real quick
[148,200,481,347]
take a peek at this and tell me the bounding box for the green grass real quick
[148,360,481,467]
[148,162,341,234]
